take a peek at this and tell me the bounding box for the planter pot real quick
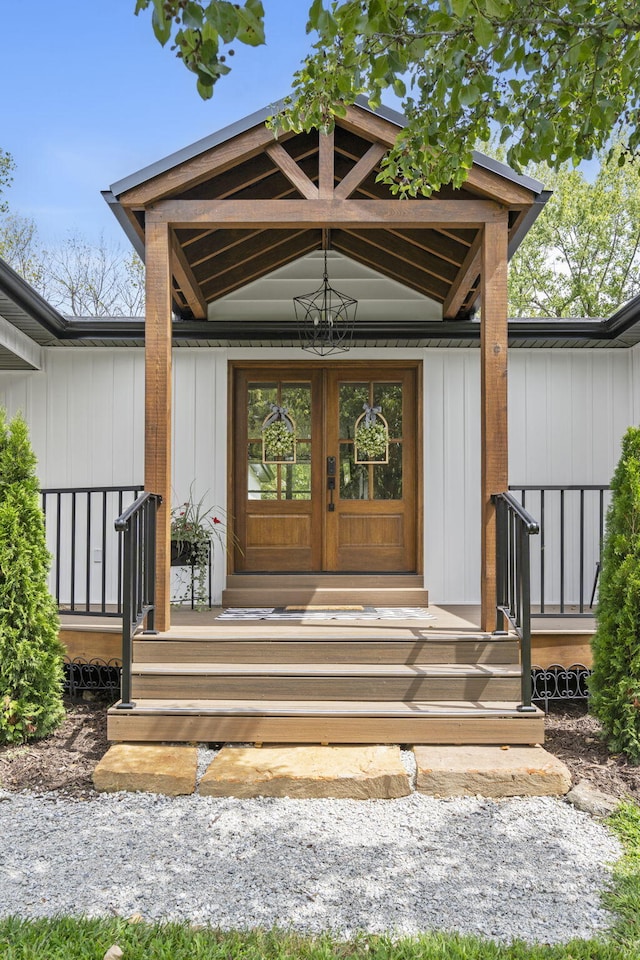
[170,541,199,566]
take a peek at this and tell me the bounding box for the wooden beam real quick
[465,167,536,206]
[341,228,458,284]
[388,227,468,269]
[334,143,387,199]
[171,234,207,319]
[119,124,286,207]
[480,214,509,633]
[196,229,309,287]
[144,216,173,632]
[151,198,503,229]
[203,234,320,300]
[443,233,483,318]
[318,131,335,199]
[332,234,446,301]
[266,142,319,200]
[340,104,400,147]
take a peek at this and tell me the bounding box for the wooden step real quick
[129,661,521,701]
[133,635,519,665]
[108,698,544,745]
[221,574,428,607]
[221,588,430,606]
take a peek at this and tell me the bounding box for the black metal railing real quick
[114,492,162,709]
[494,491,540,711]
[41,485,144,616]
[510,485,610,616]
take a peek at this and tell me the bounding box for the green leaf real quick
[473,14,494,48]
[484,0,511,16]
[236,2,265,47]
[210,2,238,42]
[196,78,214,100]
[151,9,171,46]
[307,0,325,31]
[459,83,479,105]
[182,2,204,29]
[450,0,471,15]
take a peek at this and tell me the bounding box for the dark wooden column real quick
[480,213,509,632]
[144,213,172,632]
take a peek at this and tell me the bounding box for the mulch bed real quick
[0,697,110,799]
[0,697,639,801]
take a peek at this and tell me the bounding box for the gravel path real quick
[0,790,620,944]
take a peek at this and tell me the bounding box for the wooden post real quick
[318,131,334,199]
[480,213,509,633]
[144,214,172,632]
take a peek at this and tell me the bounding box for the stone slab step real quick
[200,744,411,799]
[93,744,198,795]
[129,661,522,701]
[414,745,571,797]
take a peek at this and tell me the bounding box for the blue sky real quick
[0,1,318,248]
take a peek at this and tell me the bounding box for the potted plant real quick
[170,486,233,608]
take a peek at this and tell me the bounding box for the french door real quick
[232,362,420,573]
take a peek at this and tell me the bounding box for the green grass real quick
[603,800,640,946]
[1,802,639,960]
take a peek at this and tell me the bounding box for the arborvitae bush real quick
[0,409,64,743]
[590,425,640,762]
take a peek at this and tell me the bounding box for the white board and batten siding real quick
[0,343,638,606]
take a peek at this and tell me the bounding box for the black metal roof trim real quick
[0,258,68,340]
[101,191,146,261]
[108,95,546,201]
[604,291,640,337]
[51,315,638,346]
[109,101,288,198]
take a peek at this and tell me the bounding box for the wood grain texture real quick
[480,215,509,632]
[335,144,387,200]
[132,638,521,665]
[531,633,593,669]
[108,709,544,745]
[118,124,285,206]
[152,198,503,230]
[318,131,335,199]
[171,234,207,319]
[144,217,173,631]
[130,674,522,701]
[266,142,320,200]
[60,628,122,664]
[443,233,482,318]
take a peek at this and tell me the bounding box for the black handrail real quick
[41,485,144,616]
[493,491,540,711]
[114,492,162,710]
[510,484,610,615]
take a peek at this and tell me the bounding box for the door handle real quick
[327,456,336,511]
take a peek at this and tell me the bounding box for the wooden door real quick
[232,362,419,573]
[324,366,417,571]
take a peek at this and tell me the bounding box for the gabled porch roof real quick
[104,98,549,326]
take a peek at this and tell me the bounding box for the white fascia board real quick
[0,312,43,369]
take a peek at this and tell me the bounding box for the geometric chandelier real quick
[293,250,357,356]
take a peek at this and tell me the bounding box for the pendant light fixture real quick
[293,250,357,356]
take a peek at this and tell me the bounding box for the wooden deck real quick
[99,606,545,745]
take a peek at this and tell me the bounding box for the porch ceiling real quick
[106,100,549,325]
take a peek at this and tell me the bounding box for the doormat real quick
[285,604,364,611]
[217,607,436,621]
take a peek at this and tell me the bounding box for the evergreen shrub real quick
[0,409,64,743]
[590,425,640,762]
